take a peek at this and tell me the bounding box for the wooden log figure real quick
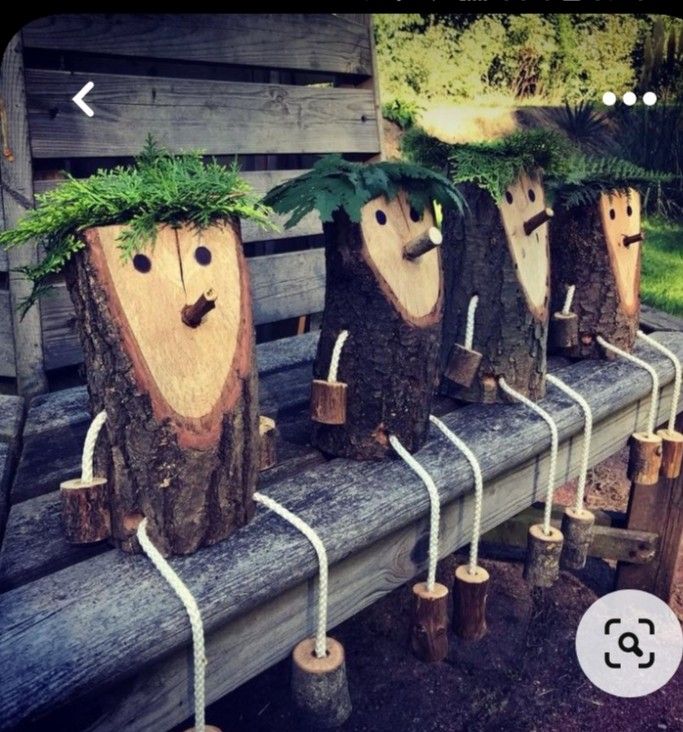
[311,193,444,459]
[550,190,642,359]
[263,157,461,460]
[441,173,551,403]
[63,221,259,556]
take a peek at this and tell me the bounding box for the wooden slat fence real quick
[0,13,382,389]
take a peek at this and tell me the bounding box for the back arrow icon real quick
[72,82,95,117]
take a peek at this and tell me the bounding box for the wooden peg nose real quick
[182,288,217,327]
[523,207,554,236]
[623,232,644,247]
[403,226,443,261]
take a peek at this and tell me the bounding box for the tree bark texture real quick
[63,221,259,556]
[440,183,548,403]
[311,210,443,460]
[549,199,640,359]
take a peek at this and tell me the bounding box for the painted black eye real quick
[409,207,422,222]
[505,191,513,204]
[195,246,212,266]
[609,208,616,220]
[375,210,387,225]
[626,205,633,216]
[133,254,151,273]
[528,189,536,202]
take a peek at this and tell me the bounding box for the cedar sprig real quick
[0,136,275,314]
[262,155,465,228]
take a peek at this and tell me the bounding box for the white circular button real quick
[602,91,617,106]
[623,91,637,106]
[643,91,657,106]
[575,590,682,698]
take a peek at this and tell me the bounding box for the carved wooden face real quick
[499,172,550,320]
[359,191,442,326]
[598,190,641,315]
[86,222,251,449]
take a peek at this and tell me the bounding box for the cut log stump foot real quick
[60,477,111,544]
[411,581,449,662]
[291,637,352,729]
[524,523,563,587]
[560,507,595,570]
[453,564,489,641]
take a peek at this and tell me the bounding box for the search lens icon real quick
[618,632,644,657]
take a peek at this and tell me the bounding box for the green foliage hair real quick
[402,125,674,207]
[262,155,465,229]
[547,155,674,208]
[0,136,275,315]
[403,127,574,202]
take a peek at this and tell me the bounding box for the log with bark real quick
[311,192,443,460]
[550,190,642,359]
[63,220,259,556]
[440,173,551,403]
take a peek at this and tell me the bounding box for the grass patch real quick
[641,217,683,316]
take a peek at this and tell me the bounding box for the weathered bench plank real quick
[1,332,681,730]
[640,304,683,334]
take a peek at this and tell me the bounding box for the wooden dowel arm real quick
[403,227,443,261]
[523,207,554,236]
[182,289,217,328]
[623,232,644,247]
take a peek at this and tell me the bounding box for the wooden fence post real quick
[0,34,47,396]
[616,421,681,596]
[653,413,683,604]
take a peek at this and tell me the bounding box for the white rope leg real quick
[463,295,479,351]
[596,336,660,435]
[81,410,107,483]
[499,378,559,535]
[327,330,349,383]
[389,435,440,591]
[137,519,207,732]
[253,492,328,659]
[562,284,576,315]
[637,330,681,432]
[429,415,483,574]
[546,375,593,511]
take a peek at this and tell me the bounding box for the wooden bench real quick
[3,14,683,732]
[1,329,683,730]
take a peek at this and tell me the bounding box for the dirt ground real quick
[178,450,683,732]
